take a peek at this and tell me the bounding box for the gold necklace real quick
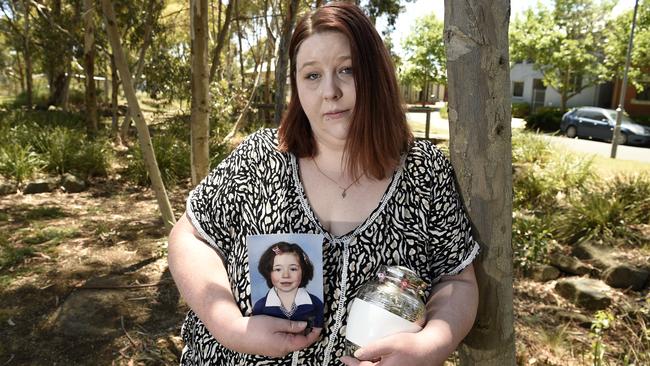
[312,158,361,198]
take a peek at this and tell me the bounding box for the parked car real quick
[560,107,650,146]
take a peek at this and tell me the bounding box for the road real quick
[406,107,649,163]
[541,134,650,163]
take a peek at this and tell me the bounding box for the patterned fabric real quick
[180,128,480,366]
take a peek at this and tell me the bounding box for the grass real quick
[591,155,650,177]
[24,206,67,221]
[22,226,80,245]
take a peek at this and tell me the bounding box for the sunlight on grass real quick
[590,155,650,177]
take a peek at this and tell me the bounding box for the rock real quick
[571,241,618,270]
[527,263,561,282]
[555,277,612,311]
[60,173,87,193]
[549,253,590,276]
[0,182,17,196]
[22,179,57,194]
[602,264,649,291]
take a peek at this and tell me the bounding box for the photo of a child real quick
[252,241,324,328]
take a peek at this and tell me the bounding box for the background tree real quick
[401,12,445,105]
[83,0,98,135]
[510,0,614,111]
[273,0,299,125]
[444,0,515,364]
[190,0,210,185]
[603,1,650,92]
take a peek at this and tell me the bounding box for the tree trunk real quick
[190,0,211,186]
[273,0,300,125]
[101,0,176,232]
[119,0,158,143]
[22,0,33,109]
[110,53,121,144]
[235,0,245,83]
[209,0,234,82]
[443,1,515,365]
[61,64,72,112]
[83,0,98,135]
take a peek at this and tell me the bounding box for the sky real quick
[378,0,638,56]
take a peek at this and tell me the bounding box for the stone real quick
[527,263,561,282]
[549,253,590,276]
[571,241,618,270]
[22,179,56,194]
[0,182,17,196]
[555,277,612,311]
[602,264,649,291]
[60,173,87,193]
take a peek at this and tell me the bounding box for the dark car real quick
[560,107,650,146]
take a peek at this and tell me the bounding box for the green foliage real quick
[400,13,446,95]
[512,213,555,270]
[602,2,650,91]
[510,0,614,110]
[23,227,79,245]
[590,310,615,366]
[512,131,553,165]
[24,206,66,221]
[125,133,190,187]
[525,107,563,132]
[512,102,531,118]
[439,104,448,119]
[0,143,43,185]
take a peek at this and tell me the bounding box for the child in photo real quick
[252,241,324,328]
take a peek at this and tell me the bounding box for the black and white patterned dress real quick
[181,128,479,366]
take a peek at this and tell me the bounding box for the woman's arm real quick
[341,263,478,366]
[168,212,322,357]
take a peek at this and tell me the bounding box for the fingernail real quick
[297,321,307,328]
[353,349,362,358]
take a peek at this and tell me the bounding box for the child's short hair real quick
[258,241,314,288]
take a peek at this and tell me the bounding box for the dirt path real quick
[0,179,189,365]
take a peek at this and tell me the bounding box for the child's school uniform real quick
[252,287,324,328]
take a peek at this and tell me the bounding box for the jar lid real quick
[378,265,427,292]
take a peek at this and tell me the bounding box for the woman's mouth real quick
[323,109,349,119]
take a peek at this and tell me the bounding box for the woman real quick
[252,242,324,329]
[168,2,479,366]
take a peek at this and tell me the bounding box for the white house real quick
[510,62,613,111]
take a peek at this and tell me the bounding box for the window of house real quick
[568,73,583,93]
[512,81,524,97]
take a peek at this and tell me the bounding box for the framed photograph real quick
[247,233,325,329]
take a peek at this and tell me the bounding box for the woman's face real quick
[271,253,303,293]
[295,31,356,146]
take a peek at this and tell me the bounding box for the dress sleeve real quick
[185,133,261,261]
[427,149,480,283]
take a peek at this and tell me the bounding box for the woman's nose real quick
[322,75,341,101]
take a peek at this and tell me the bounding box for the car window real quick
[607,111,635,124]
[579,110,606,120]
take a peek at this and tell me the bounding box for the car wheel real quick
[615,132,627,145]
[566,126,577,138]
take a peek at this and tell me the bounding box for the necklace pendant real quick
[341,190,346,198]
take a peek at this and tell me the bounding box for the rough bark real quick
[83,0,98,135]
[443,1,516,365]
[101,0,176,231]
[110,53,121,144]
[273,0,300,125]
[208,0,234,82]
[190,0,211,186]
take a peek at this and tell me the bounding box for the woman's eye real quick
[305,73,320,80]
[340,67,353,75]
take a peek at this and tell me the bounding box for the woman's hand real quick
[339,329,449,366]
[340,264,478,366]
[226,316,322,357]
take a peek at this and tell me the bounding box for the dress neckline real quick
[289,153,406,243]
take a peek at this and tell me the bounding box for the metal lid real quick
[378,265,427,292]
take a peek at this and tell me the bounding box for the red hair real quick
[277,1,412,180]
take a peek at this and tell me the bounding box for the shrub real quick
[512,102,530,118]
[512,131,552,165]
[525,107,563,132]
[512,213,556,270]
[125,133,190,187]
[0,143,43,185]
[439,103,448,119]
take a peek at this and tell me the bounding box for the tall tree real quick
[401,12,445,105]
[603,2,650,92]
[208,0,234,82]
[101,0,176,231]
[21,0,33,108]
[190,0,211,185]
[510,0,614,112]
[273,0,299,125]
[444,0,515,364]
[83,0,98,134]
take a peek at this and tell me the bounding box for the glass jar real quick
[345,265,427,355]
